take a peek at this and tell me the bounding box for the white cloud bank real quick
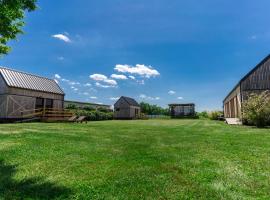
[110,97,120,101]
[110,74,128,80]
[90,74,117,86]
[52,34,71,43]
[177,97,183,100]
[114,64,160,78]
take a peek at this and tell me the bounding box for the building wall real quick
[0,87,64,119]
[0,75,8,94]
[170,105,195,117]
[223,85,241,118]
[114,97,140,119]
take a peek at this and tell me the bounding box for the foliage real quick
[196,111,209,119]
[0,0,37,55]
[242,91,270,127]
[208,111,223,120]
[65,104,78,110]
[75,110,113,121]
[1,120,270,199]
[140,102,169,115]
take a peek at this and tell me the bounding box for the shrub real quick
[208,111,223,120]
[75,110,113,121]
[66,104,78,110]
[197,111,209,119]
[242,91,270,127]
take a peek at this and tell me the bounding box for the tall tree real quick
[0,0,37,55]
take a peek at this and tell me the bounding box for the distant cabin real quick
[114,96,141,119]
[64,100,111,111]
[0,67,65,121]
[169,103,195,118]
[224,55,270,119]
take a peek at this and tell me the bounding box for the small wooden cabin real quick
[114,96,141,119]
[0,67,65,121]
[169,103,195,118]
[223,55,270,119]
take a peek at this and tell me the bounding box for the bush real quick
[242,91,270,127]
[197,111,209,119]
[75,110,113,121]
[208,111,223,120]
[66,104,78,110]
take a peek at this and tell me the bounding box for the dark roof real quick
[223,54,270,102]
[169,103,195,106]
[121,96,140,107]
[0,66,65,95]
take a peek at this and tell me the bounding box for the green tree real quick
[242,91,270,127]
[0,0,37,55]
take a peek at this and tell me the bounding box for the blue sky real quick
[1,0,270,111]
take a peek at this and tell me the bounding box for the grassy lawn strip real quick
[0,120,270,199]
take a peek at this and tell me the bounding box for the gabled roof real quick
[120,96,140,107]
[223,54,270,102]
[0,66,65,95]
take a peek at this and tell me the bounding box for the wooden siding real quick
[223,85,241,118]
[241,58,270,91]
[114,97,141,119]
[0,74,8,94]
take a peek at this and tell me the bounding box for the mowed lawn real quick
[0,120,270,199]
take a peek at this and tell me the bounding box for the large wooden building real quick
[114,96,141,119]
[168,103,195,118]
[0,67,65,121]
[224,55,270,119]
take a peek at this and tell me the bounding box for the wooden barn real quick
[224,55,270,120]
[114,96,141,119]
[0,67,65,121]
[169,103,195,118]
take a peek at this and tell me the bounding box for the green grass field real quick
[0,120,270,199]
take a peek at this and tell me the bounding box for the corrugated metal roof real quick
[0,66,65,95]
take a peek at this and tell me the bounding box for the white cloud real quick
[110,97,120,101]
[57,56,64,61]
[54,74,61,79]
[177,97,183,100]
[84,83,92,87]
[137,80,145,85]
[129,75,136,80]
[69,81,80,86]
[111,74,128,80]
[168,90,176,95]
[52,34,71,43]
[71,86,78,91]
[95,82,116,88]
[83,92,89,96]
[90,74,108,81]
[90,96,97,99]
[249,35,257,40]
[114,64,160,78]
[90,73,117,86]
[139,94,160,100]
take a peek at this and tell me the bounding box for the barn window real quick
[36,98,44,109]
[45,99,53,109]
[116,108,120,111]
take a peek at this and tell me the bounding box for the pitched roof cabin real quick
[223,55,270,119]
[0,67,65,121]
[114,96,141,119]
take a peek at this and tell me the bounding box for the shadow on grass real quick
[0,160,72,199]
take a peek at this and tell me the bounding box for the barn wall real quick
[0,95,7,118]
[114,107,131,119]
[0,75,8,94]
[8,87,64,100]
[129,106,141,118]
[223,85,241,118]
[241,58,270,91]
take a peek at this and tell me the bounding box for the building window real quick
[36,98,44,109]
[45,99,53,109]
[116,108,120,111]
